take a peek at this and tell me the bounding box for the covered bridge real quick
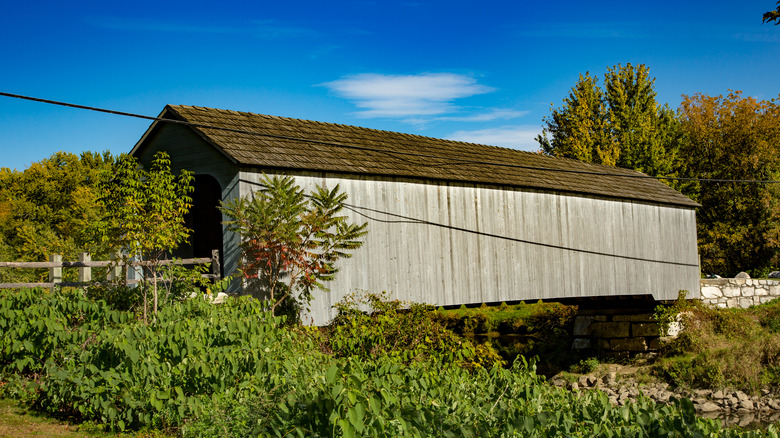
[131,105,700,325]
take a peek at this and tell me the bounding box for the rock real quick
[696,401,722,413]
[212,292,229,304]
[578,375,590,388]
[587,376,599,387]
[571,338,591,350]
[712,390,726,399]
[736,391,749,401]
[769,271,780,279]
[738,399,755,411]
[603,372,617,386]
[738,412,756,428]
[769,400,780,410]
[572,316,594,336]
[735,271,751,279]
[550,376,567,387]
[570,382,579,391]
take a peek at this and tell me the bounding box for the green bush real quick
[3,288,779,436]
[656,294,780,393]
[327,291,504,369]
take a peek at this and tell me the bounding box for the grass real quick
[654,297,780,393]
[0,398,174,438]
[0,398,100,438]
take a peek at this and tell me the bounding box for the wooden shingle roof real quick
[149,104,698,208]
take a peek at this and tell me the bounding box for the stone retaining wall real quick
[572,303,660,357]
[700,278,780,308]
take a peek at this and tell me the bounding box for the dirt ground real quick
[0,399,95,438]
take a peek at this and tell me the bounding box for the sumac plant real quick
[220,174,367,315]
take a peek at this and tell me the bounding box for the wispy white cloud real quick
[438,108,529,122]
[447,126,542,151]
[85,17,317,40]
[85,17,244,34]
[250,19,318,40]
[517,22,644,39]
[321,73,494,118]
[733,31,780,43]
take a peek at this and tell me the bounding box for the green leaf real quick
[326,364,339,384]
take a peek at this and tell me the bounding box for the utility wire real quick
[3,91,779,185]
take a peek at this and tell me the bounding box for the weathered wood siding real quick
[236,171,700,326]
[133,122,239,193]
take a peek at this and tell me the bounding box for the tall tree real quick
[537,64,680,179]
[96,152,194,322]
[538,72,615,165]
[678,91,780,276]
[0,151,115,283]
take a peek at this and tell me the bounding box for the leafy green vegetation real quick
[325,291,505,369]
[2,288,775,437]
[95,152,194,322]
[434,300,578,374]
[0,151,117,284]
[655,296,780,393]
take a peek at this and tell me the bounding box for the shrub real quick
[327,291,504,369]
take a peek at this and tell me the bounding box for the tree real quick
[678,91,780,276]
[220,174,368,317]
[0,151,116,283]
[537,63,681,180]
[537,72,615,164]
[96,152,194,322]
[764,1,780,24]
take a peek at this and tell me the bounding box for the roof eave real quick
[130,105,239,165]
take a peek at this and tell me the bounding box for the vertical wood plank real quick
[78,253,91,283]
[49,254,61,292]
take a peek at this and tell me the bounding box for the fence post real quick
[78,252,91,283]
[107,250,122,283]
[49,254,61,293]
[211,249,221,281]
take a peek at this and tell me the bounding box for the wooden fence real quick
[0,250,221,292]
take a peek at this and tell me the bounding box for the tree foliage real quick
[96,152,194,321]
[0,151,116,283]
[220,174,367,316]
[537,63,680,180]
[677,91,780,276]
[764,1,780,24]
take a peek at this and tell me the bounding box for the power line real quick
[2,91,779,185]
[240,178,698,267]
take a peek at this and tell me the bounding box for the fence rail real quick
[0,250,221,291]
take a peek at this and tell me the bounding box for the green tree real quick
[537,72,615,164]
[0,151,115,283]
[220,174,368,317]
[537,63,681,180]
[678,91,780,276]
[96,152,194,322]
[764,1,780,24]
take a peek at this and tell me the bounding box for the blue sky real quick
[1,0,779,170]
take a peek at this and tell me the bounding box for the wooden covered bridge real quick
[131,105,700,328]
